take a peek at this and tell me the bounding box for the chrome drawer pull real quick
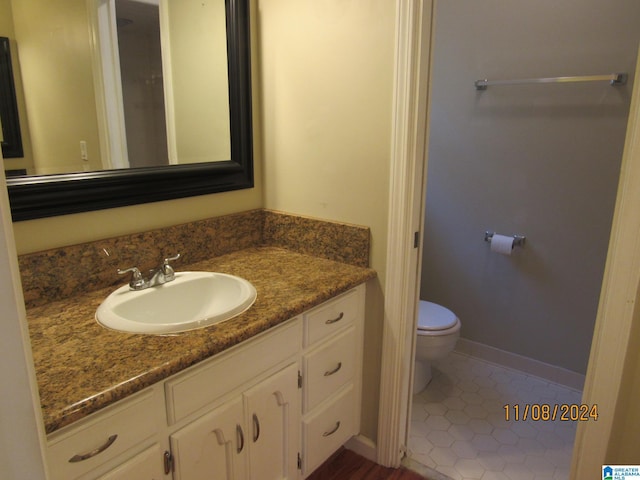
[68,434,118,463]
[252,413,260,442]
[322,421,341,437]
[237,424,245,453]
[324,362,342,376]
[325,312,344,325]
[163,450,173,474]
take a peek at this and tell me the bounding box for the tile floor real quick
[407,352,581,480]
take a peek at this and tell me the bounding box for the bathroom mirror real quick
[6,0,253,221]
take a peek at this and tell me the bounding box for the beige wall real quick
[257,0,394,285]
[420,0,640,374]
[256,0,396,439]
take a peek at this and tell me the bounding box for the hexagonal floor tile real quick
[407,352,578,480]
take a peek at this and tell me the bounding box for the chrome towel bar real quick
[475,73,628,90]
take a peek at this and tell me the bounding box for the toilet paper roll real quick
[490,234,514,255]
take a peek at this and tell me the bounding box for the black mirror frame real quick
[7,0,253,222]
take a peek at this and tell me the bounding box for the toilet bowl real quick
[414,301,461,392]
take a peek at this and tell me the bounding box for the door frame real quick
[378,0,640,475]
[570,46,640,476]
[0,172,48,476]
[376,0,433,466]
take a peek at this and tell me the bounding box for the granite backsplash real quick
[19,209,371,308]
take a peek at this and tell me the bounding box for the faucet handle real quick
[118,266,142,278]
[162,254,181,280]
[164,253,181,265]
[117,267,145,289]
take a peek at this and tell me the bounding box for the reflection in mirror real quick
[6,0,253,221]
[0,36,24,159]
[98,0,231,170]
[162,0,231,165]
[5,0,232,174]
[113,0,169,168]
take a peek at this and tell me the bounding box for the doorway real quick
[92,0,169,169]
[411,1,639,478]
[378,1,637,476]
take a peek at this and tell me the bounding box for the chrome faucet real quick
[118,254,181,291]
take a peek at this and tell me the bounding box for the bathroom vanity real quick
[44,284,365,479]
[23,225,375,480]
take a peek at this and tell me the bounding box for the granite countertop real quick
[26,247,376,435]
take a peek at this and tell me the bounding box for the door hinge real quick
[297,452,302,470]
[414,231,420,248]
[298,370,303,389]
[163,450,174,474]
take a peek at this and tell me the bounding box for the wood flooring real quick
[305,448,430,480]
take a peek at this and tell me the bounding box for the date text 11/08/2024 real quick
[504,403,598,422]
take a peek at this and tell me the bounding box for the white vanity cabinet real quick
[169,363,300,480]
[44,284,366,480]
[300,285,365,476]
[164,318,301,480]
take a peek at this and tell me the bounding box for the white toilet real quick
[414,300,461,392]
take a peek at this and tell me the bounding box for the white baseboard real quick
[344,435,377,463]
[455,338,585,391]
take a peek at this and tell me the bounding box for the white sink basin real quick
[96,272,257,334]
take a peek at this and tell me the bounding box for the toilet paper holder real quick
[484,231,526,248]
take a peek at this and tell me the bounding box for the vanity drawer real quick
[303,326,356,412]
[304,288,360,347]
[302,384,356,475]
[165,318,301,424]
[96,444,164,479]
[46,389,158,480]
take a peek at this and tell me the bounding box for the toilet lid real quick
[417,301,458,331]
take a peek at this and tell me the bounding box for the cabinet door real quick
[244,363,300,480]
[170,398,247,480]
[96,444,165,480]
